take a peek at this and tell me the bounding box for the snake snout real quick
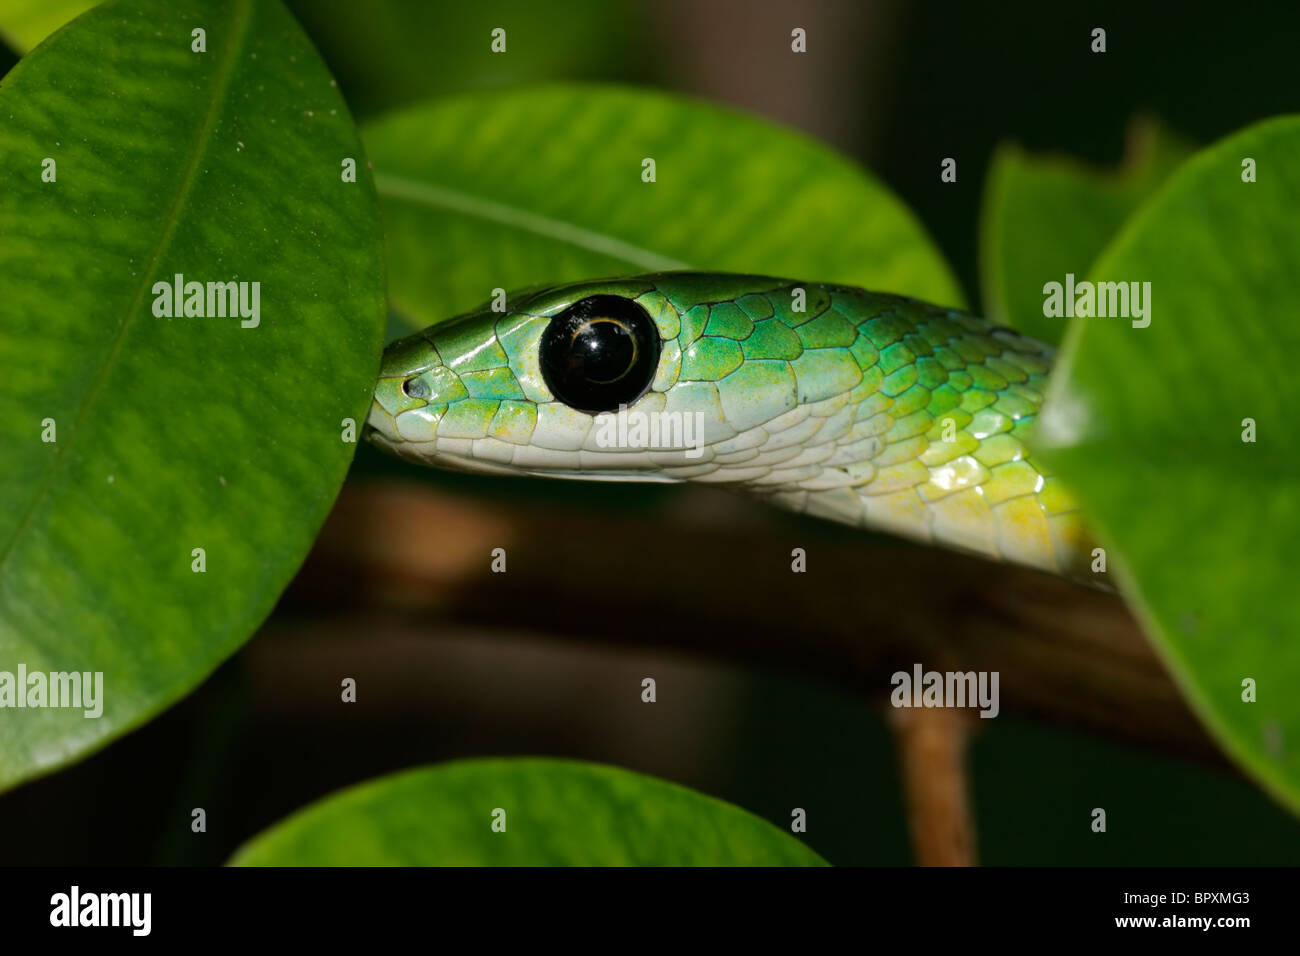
[368,331,461,448]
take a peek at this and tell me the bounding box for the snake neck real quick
[714,288,1094,578]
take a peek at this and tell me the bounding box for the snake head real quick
[366,273,1086,576]
[366,273,819,481]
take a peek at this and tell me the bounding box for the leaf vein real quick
[0,0,254,577]
[373,171,692,272]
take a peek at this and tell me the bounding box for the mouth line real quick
[365,434,686,484]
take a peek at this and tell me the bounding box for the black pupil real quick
[539,295,660,414]
[570,319,636,384]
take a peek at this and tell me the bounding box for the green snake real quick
[365,273,1090,577]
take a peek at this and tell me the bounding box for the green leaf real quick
[0,0,96,52]
[1034,116,1300,814]
[229,758,828,865]
[362,84,963,336]
[979,118,1193,344]
[284,0,642,120]
[0,0,385,790]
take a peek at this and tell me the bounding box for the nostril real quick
[402,376,431,399]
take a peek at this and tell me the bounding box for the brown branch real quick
[281,479,1225,769]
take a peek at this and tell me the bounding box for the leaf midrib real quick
[0,0,253,576]
[373,170,692,272]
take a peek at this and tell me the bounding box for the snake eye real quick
[539,295,661,413]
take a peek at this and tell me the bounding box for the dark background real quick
[3,0,1299,865]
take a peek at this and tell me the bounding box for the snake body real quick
[366,273,1090,576]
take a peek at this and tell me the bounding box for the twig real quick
[283,479,1224,768]
[890,706,976,866]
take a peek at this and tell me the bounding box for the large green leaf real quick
[230,758,828,865]
[363,84,963,336]
[1035,116,1300,814]
[979,120,1192,344]
[0,0,385,790]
